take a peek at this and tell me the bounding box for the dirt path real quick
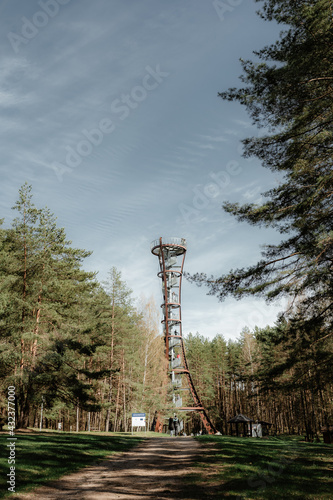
[13,437,214,500]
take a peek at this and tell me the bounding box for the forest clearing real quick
[0,431,332,499]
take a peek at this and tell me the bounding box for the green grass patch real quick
[189,435,333,499]
[0,430,144,498]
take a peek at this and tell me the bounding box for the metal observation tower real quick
[151,237,216,434]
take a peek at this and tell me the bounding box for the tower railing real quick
[151,237,187,253]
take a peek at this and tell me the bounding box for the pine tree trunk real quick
[114,374,121,432]
[20,231,27,372]
[122,353,127,432]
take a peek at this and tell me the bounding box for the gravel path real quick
[13,437,213,500]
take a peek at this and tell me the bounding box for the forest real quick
[1,183,331,439]
[0,183,167,432]
[185,327,333,440]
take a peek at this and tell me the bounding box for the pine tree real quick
[136,295,166,421]
[187,0,333,378]
[254,318,333,437]
[101,267,135,431]
[184,333,217,431]
[210,334,228,431]
[0,183,98,427]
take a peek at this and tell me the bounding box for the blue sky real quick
[0,0,286,340]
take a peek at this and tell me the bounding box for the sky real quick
[0,0,287,341]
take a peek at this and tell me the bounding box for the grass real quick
[188,435,333,499]
[0,429,145,498]
[1,431,332,499]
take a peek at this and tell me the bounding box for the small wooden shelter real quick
[257,420,273,436]
[228,414,253,437]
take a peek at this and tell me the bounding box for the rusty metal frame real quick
[151,237,216,435]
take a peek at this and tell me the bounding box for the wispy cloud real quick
[0,0,283,340]
[197,134,228,143]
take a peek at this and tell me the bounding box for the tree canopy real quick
[0,183,166,430]
[188,0,333,344]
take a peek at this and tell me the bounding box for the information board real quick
[132,413,146,427]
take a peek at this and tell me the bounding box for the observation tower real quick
[151,237,216,434]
